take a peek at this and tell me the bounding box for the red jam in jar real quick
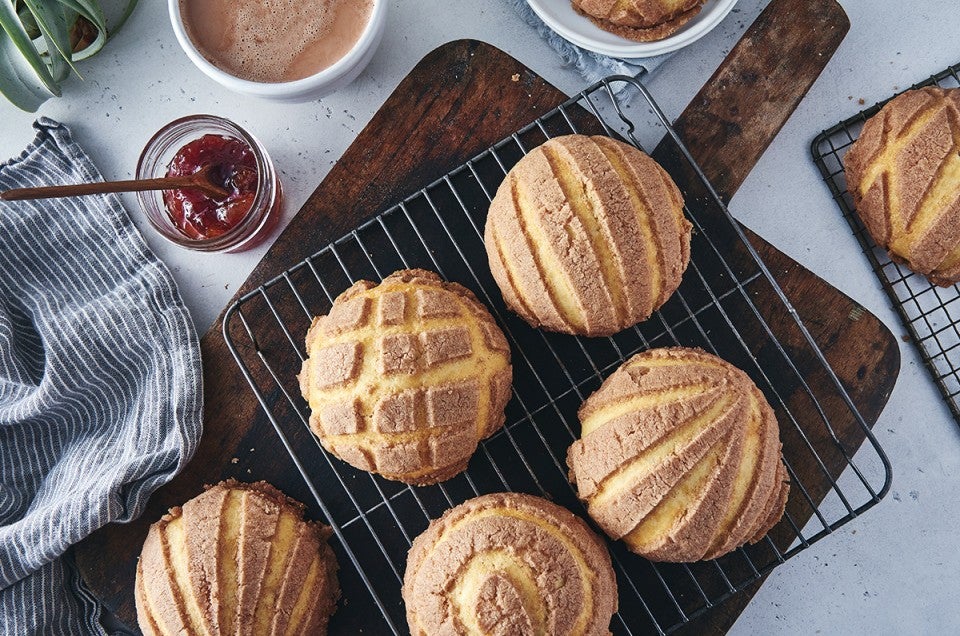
[163,134,258,240]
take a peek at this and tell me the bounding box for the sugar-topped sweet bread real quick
[567,347,788,562]
[135,480,339,635]
[844,87,960,286]
[403,492,618,635]
[299,269,512,485]
[484,134,691,337]
[572,0,706,42]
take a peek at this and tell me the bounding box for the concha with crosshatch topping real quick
[298,269,513,485]
[484,134,692,337]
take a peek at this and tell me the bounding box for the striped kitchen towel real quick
[0,119,203,634]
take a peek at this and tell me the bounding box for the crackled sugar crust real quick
[844,87,960,286]
[484,135,691,337]
[135,480,339,636]
[567,347,789,562]
[403,492,618,636]
[572,0,705,42]
[298,269,513,485]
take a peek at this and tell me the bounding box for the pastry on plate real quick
[403,492,618,635]
[844,86,960,286]
[567,347,789,562]
[135,480,339,635]
[299,269,512,485]
[572,0,706,42]
[484,134,691,337]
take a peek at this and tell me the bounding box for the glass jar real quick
[136,114,282,252]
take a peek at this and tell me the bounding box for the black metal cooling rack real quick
[812,62,960,425]
[224,76,892,635]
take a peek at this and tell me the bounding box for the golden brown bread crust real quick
[135,480,339,636]
[484,135,691,337]
[566,347,789,562]
[403,492,618,635]
[298,269,513,485]
[844,87,960,286]
[573,0,703,42]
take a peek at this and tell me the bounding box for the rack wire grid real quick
[812,62,960,425]
[224,76,892,635]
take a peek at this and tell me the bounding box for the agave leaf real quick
[28,29,70,82]
[0,25,54,111]
[16,4,39,39]
[54,0,104,34]
[22,0,78,78]
[0,0,59,94]
[64,0,139,60]
[108,0,137,36]
[0,0,139,110]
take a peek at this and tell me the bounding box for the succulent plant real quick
[0,0,138,112]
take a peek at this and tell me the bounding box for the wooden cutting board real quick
[77,1,899,633]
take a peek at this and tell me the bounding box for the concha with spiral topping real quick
[843,87,960,286]
[484,134,691,337]
[135,480,339,635]
[572,0,706,42]
[567,347,789,562]
[403,492,618,636]
[298,269,513,485]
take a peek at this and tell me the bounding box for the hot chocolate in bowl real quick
[168,0,387,101]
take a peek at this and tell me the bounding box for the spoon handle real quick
[0,175,203,202]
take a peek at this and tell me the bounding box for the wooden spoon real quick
[0,163,231,202]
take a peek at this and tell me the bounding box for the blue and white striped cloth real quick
[0,119,203,634]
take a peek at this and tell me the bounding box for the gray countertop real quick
[2,0,958,633]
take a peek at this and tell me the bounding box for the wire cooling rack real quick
[812,62,960,425]
[224,76,892,635]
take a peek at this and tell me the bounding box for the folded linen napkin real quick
[506,0,674,82]
[0,119,203,635]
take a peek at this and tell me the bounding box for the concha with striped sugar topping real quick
[135,480,339,636]
[484,134,691,337]
[844,87,960,286]
[572,0,706,43]
[299,269,512,485]
[567,347,789,562]
[403,492,618,636]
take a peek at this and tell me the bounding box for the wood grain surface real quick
[76,0,900,632]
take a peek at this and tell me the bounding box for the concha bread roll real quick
[403,492,618,636]
[844,87,960,286]
[299,269,512,485]
[484,135,691,337]
[135,480,339,636]
[572,0,705,42]
[567,348,789,562]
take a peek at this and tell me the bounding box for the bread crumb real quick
[858,98,865,105]
[231,457,238,464]
[511,73,520,82]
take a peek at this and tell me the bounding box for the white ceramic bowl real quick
[168,0,387,102]
[526,0,738,59]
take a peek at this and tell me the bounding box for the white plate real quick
[526,0,739,59]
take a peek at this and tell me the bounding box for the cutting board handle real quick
[659,0,849,204]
